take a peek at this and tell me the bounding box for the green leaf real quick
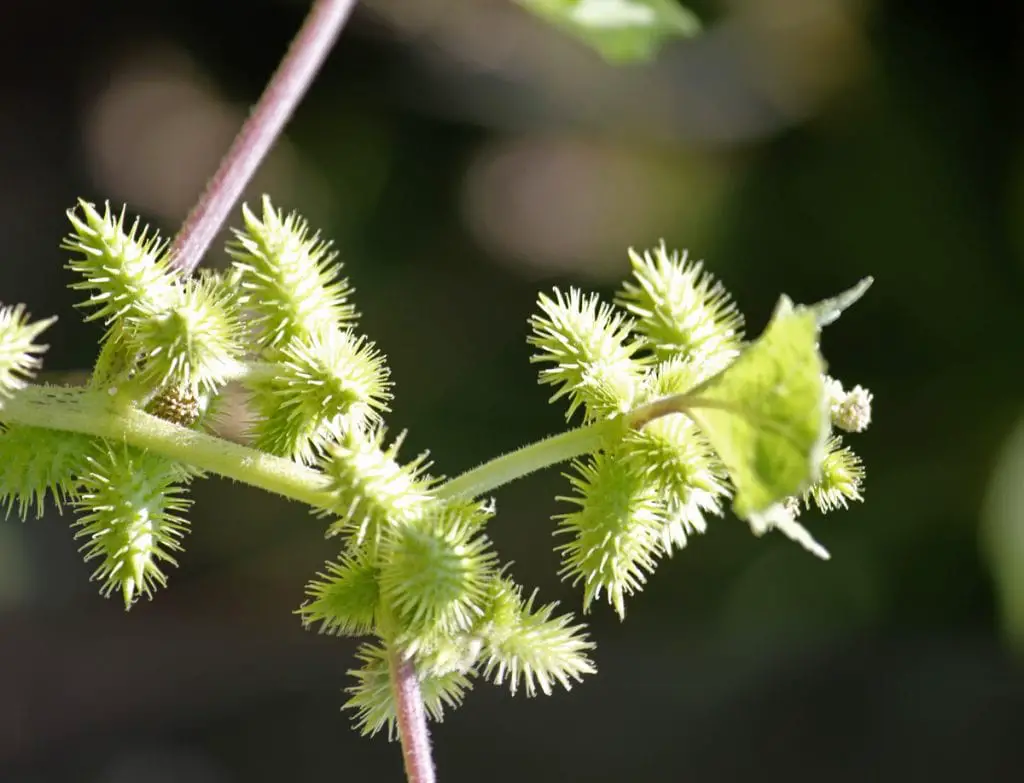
[806,276,874,328]
[685,297,829,521]
[516,0,701,63]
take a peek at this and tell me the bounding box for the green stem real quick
[435,393,706,501]
[1,385,701,515]
[435,421,616,501]
[624,393,735,429]
[1,386,334,510]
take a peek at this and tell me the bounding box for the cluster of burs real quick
[0,198,871,734]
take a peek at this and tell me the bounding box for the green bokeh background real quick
[0,1,1021,780]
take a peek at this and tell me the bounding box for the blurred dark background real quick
[1,0,1023,780]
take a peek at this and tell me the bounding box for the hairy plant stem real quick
[389,649,437,783]
[1,386,334,510]
[1,386,700,516]
[435,421,617,501]
[436,394,703,500]
[167,0,358,274]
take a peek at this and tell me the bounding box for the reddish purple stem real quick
[392,652,437,783]
[165,2,439,779]
[167,0,359,274]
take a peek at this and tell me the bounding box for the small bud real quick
[825,375,873,433]
[835,384,873,433]
[146,384,203,428]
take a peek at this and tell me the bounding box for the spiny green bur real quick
[0,203,873,738]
